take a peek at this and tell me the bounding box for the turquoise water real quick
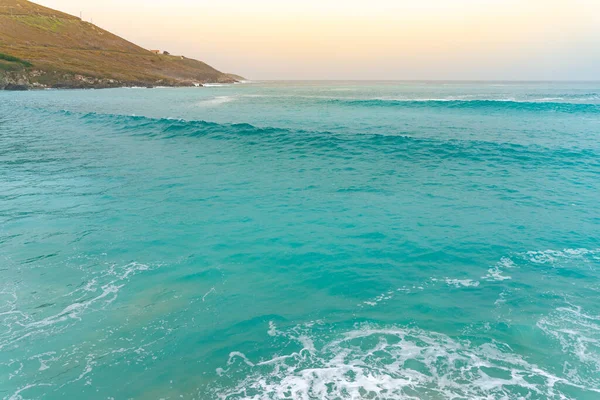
[1,81,600,399]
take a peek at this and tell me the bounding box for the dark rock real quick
[4,83,29,91]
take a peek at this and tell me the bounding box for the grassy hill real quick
[0,0,243,89]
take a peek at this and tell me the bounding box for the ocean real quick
[1,81,599,399]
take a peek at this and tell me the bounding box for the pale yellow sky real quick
[35,0,600,80]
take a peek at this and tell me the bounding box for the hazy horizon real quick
[34,0,600,81]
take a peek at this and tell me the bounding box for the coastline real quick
[0,72,240,91]
[1,82,246,91]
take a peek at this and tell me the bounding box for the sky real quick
[34,0,600,80]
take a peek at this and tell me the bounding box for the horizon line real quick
[248,79,600,83]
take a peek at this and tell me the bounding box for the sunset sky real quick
[35,0,600,80]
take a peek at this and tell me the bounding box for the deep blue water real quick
[1,81,599,399]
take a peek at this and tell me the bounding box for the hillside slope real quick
[0,0,242,89]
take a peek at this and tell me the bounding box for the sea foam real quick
[210,322,600,399]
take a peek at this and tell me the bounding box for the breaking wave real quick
[209,322,600,400]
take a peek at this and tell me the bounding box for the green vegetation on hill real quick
[0,52,32,67]
[0,0,243,89]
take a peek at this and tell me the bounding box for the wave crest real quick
[325,98,600,113]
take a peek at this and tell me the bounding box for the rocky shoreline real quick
[0,70,239,90]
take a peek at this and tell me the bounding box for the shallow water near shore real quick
[1,81,600,399]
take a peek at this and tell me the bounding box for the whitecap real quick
[482,267,512,281]
[445,278,480,288]
[482,257,515,281]
[267,321,278,337]
[197,96,237,107]
[358,290,395,307]
[210,322,599,399]
[525,248,600,264]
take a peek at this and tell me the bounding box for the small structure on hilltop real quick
[149,50,160,55]
[163,51,170,55]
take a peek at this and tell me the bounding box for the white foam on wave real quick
[358,285,428,308]
[525,248,600,265]
[0,262,155,351]
[479,247,600,283]
[7,383,53,400]
[0,287,25,320]
[1,261,162,396]
[267,321,278,337]
[376,97,519,102]
[534,97,565,102]
[211,322,599,400]
[202,287,216,302]
[29,351,57,372]
[22,283,121,331]
[482,257,515,282]
[445,278,480,288]
[538,303,600,379]
[197,96,238,107]
[482,267,512,281]
[358,290,395,307]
